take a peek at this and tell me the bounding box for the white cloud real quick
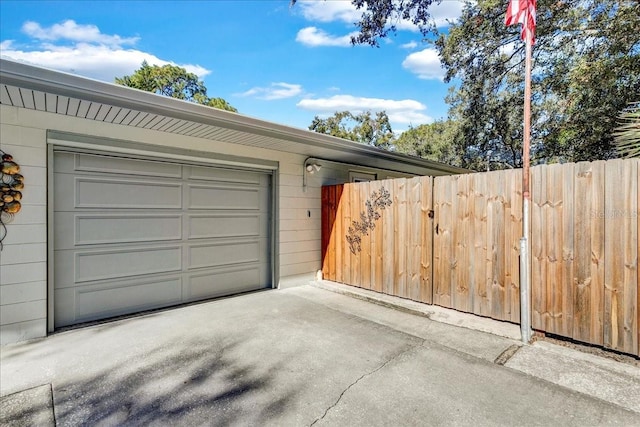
[402,48,444,80]
[297,95,432,125]
[401,41,418,49]
[239,82,303,100]
[429,1,465,27]
[295,27,356,47]
[296,0,466,29]
[296,0,361,23]
[0,20,210,83]
[22,20,139,47]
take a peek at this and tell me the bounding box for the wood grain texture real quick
[321,185,330,278]
[394,178,408,298]
[327,185,337,282]
[359,181,372,290]
[433,175,453,308]
[371,180,384,293]
[473,172,490,317]
[604,159,638,355]
[420,176,433,304]
[335,184,344,284]
[407,177,422,301]
[507,169,523,323]
[453,173,469,314]
[342,184,352,285]
[488,171,506,320]
[350,182,361,288]
[320,158,638,356]
[572,161,605,345]
[382,179,395,295]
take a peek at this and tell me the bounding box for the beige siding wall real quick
[0,104,415,344]
[1,107,48,344]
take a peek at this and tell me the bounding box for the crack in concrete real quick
[309,341,424,426]
[494,344,522,365]
[49,383,56,427]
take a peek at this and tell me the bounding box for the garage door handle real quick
[435,224,439,235]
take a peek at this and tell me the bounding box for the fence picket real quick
[407,177,422,301]
[420,176,433,304]
[394,178,408,297]
[507,169,523,323]
[572,161,605,345]
[327,185,337,282]
[342,184,352,285]
[360,181,372,290]
[604,159,639,355]
[370,180,384,293]
[335,184,344,284]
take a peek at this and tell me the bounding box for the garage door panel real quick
[187,214,261,239]
[186,165,261,184]
[54,275,183,327]
[54,150,272,328]
[54,152,183,178]
[55,246,182,286]
[55,213,182,249]
[76,177,182,209]
[75,153,183,178]
[188,241,261,270]
[187,184,261,210]
[54,174,183,210]
[186,267,264,301]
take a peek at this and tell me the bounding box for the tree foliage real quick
[442,1,639,167]
[303,0,640,169]
[394,119,461,165]
[309,110,395,149]
[115,61,237,112]
[350,0,440,46]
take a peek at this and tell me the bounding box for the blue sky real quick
[0,0,465,132]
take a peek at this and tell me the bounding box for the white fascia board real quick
[0,58,469,175]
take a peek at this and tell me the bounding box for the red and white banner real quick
[505,0,537,44]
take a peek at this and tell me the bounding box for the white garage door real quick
[53,150,272,327]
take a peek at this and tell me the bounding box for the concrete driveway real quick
[1,284,639,426]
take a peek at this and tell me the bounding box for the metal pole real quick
[520,28,533,344]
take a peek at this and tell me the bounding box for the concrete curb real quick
[312,280,521,340]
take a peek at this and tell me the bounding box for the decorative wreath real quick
[0,149,24,250]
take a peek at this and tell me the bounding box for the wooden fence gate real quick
[321,159,639,357]
[433,170,522,324]
[322,177,433,304]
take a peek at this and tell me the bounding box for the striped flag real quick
[505,0,537,44]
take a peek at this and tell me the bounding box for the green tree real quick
[309,110,395,149]
[442,1,639,166]
[116,61,237,112]
[394,119,460,166]
[302,0,640,168]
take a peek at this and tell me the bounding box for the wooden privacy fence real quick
[531,159,639,356]
[321,158,639,357]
